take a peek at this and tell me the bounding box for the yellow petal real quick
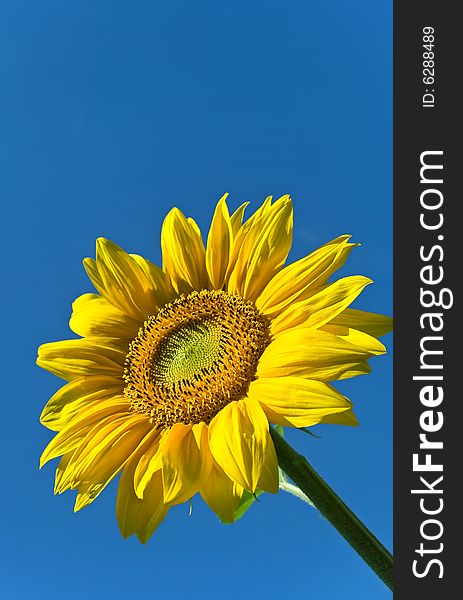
[319,409,359,426]
[224,196,272,283]
[227,195,293,301]
[337,362,371,380]
[74,484,102,512]
[130,254,175,308]
[256,235,357,315]
[40,375,123,431]
[94,238,159,319]
[133,429,164,499]
[199,463,244,523]
[71,416,151,511]
[83,257,105,294]
[256,432,279,493]
[249,376,354,427]
[271,276,372,335]
[68,414,152,512]
[245,195,274,223]
[161,422,212,505]
[229,202,249,239]
[321,325,387,355]
[37,337,127,381]
[161,207,208,294]
[258,328,384,382]
[54,452,75,494]
[208,398,268,492]
[40,397,131,467]
[329,308,393,337]
[70,414,151,487]
[83,247,132,319]
[117,451,168,543]
[205,194,233,289]
[70,294,141,339]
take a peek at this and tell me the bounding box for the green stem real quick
[270,428,393,591]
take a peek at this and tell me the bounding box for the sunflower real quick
[37,194,391,542]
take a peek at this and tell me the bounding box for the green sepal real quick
[299,427,320,438]
[230,488,263,523]
[273,424,285,438]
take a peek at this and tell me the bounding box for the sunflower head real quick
[37,193,391,543]
[124,289,271,427]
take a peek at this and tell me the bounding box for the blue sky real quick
[1,1,392,598]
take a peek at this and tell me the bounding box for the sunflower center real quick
[151,317,223,385]
[123,290,271,427]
